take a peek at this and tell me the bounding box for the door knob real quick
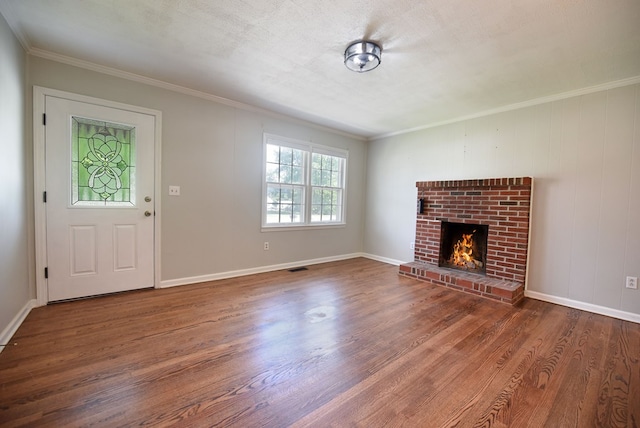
[145,196,152,202]
[144,211,152,217]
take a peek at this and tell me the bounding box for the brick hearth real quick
[399,177,533,305]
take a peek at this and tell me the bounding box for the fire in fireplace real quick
[439,222,488,274]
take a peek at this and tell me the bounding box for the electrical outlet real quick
[410,242,415,250]
[626,276,638,289]
[168,185,180,196]
[263,242,270,251]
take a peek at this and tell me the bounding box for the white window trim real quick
[262,133,348,230]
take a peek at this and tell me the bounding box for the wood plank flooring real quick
[0,258,638,427]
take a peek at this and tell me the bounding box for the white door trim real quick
[33,86,162,306]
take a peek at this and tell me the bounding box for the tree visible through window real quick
[265,144,305,224]
[311,153,343,222]
[263,134,347,228]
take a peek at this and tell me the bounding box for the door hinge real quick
[43,113,46,125]
[44,267,48,279]
[43,191,47,203]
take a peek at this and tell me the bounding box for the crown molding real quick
[372,75,640,141]
[21,45,640,143]
[28,48,367,142]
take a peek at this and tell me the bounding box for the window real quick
[72,116,135,207]
[263,134,347,228]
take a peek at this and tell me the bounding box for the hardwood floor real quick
[1,258,638,427]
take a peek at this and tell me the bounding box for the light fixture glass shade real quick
[344,41,381,72]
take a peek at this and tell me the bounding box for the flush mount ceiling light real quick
[344,40,382,72]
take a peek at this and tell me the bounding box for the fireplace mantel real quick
[400,177,533,305]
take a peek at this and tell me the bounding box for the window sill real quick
[261,223,346,232]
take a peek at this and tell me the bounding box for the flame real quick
[449,230,483,270]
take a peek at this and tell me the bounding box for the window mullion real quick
[304,150,311,224]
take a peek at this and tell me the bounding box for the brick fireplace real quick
[399,177,533,305]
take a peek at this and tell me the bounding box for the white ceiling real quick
[2,0,640,138]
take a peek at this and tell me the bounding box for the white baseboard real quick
[0,299,37,353]
[360,253,405,266]
[525,290,640,324]
[159,252,367,288]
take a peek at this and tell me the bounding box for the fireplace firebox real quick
[439,222,488,274]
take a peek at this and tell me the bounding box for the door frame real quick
[33,86,162,306]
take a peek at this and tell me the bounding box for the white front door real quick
[44,95,156,301]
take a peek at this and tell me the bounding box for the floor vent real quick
[288,267,308,272]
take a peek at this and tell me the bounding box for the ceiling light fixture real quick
[344,40,382,73]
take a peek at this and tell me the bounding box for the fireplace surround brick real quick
[399,177,533,305]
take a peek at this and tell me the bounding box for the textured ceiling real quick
[2,0,640,138]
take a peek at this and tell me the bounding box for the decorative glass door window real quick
[71,116,136,206]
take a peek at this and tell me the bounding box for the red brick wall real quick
[415,177,532,283]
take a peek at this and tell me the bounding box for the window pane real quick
[266,144,280,163]
[292,150,304,166]
[280,203,293,222]
[311,169,321,186]
[267,185,281,202]
[266,202,280,224]
[266,163,279,182]
[292,166,304,184]
[331,171,340,187]
[280,148,293,166]
[308,187,342,223]
[278,165,290,184]
[281,187,293,203]
[292,204,303,222]
[311,152,343,189]
[322,189,332,205]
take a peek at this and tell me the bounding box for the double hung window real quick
[263,134,347,228]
